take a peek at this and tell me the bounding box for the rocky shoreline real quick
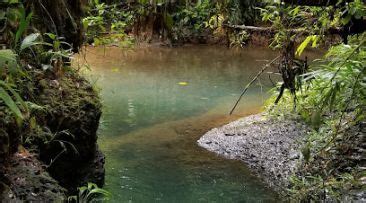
[198,114,310,191]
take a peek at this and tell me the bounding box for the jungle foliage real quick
[68,182,111,203]
[0,0,364,201]
[0,1,75,126]
[288,33,365,201]
[82,0,261,45]
[1,1,107,200]
[259,0,365,201]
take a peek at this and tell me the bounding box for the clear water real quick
[84,45,280,202]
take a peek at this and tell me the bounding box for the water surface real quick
[84,45,280,202]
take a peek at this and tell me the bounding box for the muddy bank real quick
[198,114,310,190]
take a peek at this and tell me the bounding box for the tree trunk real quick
[282,0,347,6]
[26,0,87,52]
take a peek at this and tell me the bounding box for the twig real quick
[230,56,280,115]
[91,2,128,11]
[38,0,58,35]
[47,148,66,168]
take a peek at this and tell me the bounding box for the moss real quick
[27,70,104,192]
[0,65,104,199]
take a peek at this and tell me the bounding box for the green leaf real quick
[301,142,311,163]
[311,35,319,47]
[296,35,318,56]
[0,87,23,121]
[329,82,339,111]
[86,188,111,201]
[20,33,41,51]
[0,49,17,71]
[0,80,28,118]
[164,13,174,30]
[15,7,33,46]
[76,182,111,202]
[311,109,322,131]
[5,85,28,114]
[44,33,56,40]
[341,14,352,25]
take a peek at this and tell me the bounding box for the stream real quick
[84,45,280,202]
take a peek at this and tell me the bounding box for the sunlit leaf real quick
[296,35,318,56]
[111,67,120,72]
[178,82,188,86]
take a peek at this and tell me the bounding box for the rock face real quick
[198,114,310,190]
[0,72,105,200]
[0,1,103,199]
[1,148,66,202]
[35,74,105,192]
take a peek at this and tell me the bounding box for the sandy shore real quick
[198,114,310,190]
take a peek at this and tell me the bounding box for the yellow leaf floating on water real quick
[178,82,188,86]
[111,67,120,72]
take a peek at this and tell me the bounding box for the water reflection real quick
[85,46,279,136]
[126,98,137,127]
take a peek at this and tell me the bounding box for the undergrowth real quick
[265,33,365,201]
[82,0,262,46]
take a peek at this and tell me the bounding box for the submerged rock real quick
[197,114,310,190]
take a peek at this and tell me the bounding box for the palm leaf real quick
[0,80,28,114]
[0,87,23,120]
[15,7,33,46]
[86,188,111,201]
[74,182,111,203]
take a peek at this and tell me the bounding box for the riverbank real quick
[198,112,365,201]
[0,71,105,201]
[0,1,106,200]
[198,114,310,192]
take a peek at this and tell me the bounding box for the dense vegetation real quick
[83,0,365,201]
[260,1,365,200]
[0,0,109,201]
[0,0,364,201]
[82,0,263,46]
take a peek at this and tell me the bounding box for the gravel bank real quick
[197,114,311,190]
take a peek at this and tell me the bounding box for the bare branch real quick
[230,56,280,115]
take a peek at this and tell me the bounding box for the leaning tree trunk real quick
[282,0,350,6]
[25,0,87,52]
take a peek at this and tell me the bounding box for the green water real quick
[85,46,280,202]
